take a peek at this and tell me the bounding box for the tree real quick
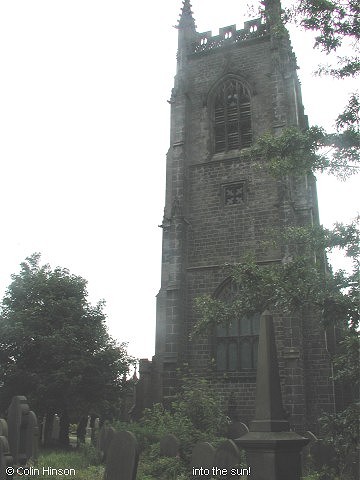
[287,0,359,78]
[0,253,134,446]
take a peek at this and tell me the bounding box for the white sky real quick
[0,0,358,361]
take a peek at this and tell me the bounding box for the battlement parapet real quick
[192,18,267,54]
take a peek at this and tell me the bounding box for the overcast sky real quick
[0,0,358,361]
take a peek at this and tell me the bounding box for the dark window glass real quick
[214,79,252,153]
[215,280,259,371]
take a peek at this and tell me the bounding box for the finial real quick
[178,0,196,30]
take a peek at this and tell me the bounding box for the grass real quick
[19,444,346,480]
[21,445,104,480]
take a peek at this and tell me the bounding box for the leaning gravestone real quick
[214,439,240,478]
[25,411,39,462]
[98,425,115,462]
[104,431,139,480]
[190,441,216,479]
[159,433,179,457]
[7,396,30,465]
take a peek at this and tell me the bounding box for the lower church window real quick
[216,314,260,371]
[214,278,259,372]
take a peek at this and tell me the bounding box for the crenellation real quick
[193,18,268,54]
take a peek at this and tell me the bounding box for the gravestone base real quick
[236,431,309,480]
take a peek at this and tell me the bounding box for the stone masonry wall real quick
[153,18,335,433]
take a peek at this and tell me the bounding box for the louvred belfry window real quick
[214,79,252,153]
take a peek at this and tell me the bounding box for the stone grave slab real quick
[214,439,240,479]
[190,441,215,479]
[98,426,115,462]
[0,435,13,480]
[7,396,30,465]
[159,433,179,457]
[104,431,139,480]
[25,412,38,462]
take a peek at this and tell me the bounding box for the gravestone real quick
[98,425,115,462]
[76,416,87,445]
[7,396,30,465]
[0,434,13,480]
[91,417,100,446]
[228,421,249,440]
[214,439,240,478]
[159,433,179,457]
[190,441,215,479]
[51,414,60,443]
[104,431,139,480]
[86,416,91,438]
[25,411,39,461]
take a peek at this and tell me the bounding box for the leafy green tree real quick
[288,0,359,78]
[0,253,134,446]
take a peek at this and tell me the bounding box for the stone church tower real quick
[137,0,336,432]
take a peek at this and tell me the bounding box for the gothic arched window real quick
[215,280,259,372]
[213,79,252,153]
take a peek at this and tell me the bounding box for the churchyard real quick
[0,313,357,480]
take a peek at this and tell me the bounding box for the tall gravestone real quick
[0,419,13,480]
[42,413,54,447]
[25,412,39,462]
[236,311,309,480]
[51,414,60,444]
[104,431,139,480]
[7,396,30,466]
[91,417,100,446]
[98,425,115,462]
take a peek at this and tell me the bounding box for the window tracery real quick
[213,79,252,153]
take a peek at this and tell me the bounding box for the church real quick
[135,0,337,433]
